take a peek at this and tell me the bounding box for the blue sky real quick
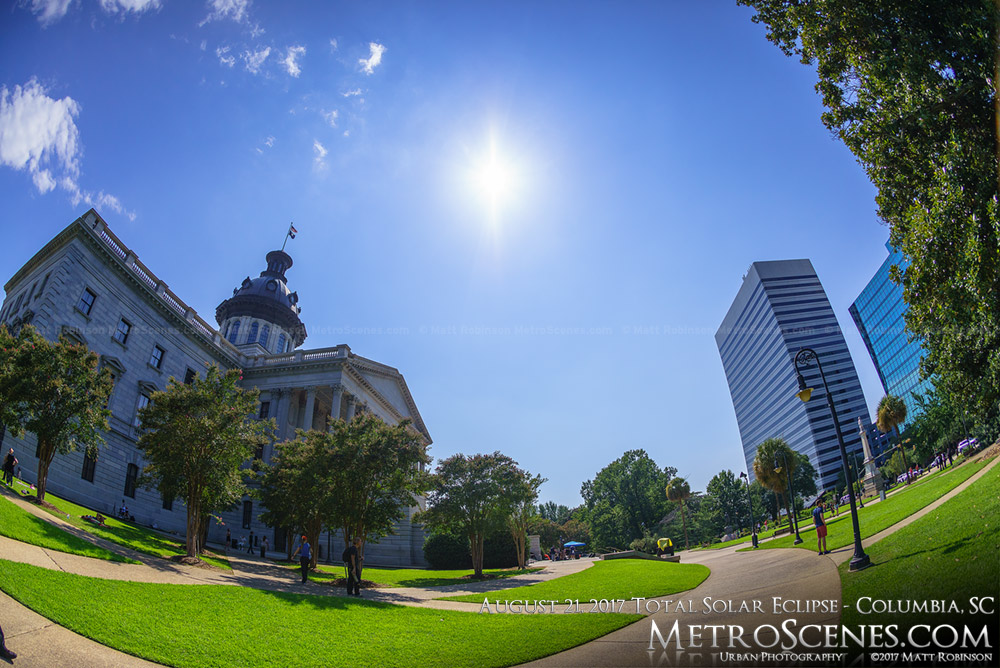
[0,0,892,507]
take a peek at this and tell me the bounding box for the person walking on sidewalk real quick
[2,449,17,486]
[813,500,829,555]
[0,622,16,660]
[293,535,311,583]
[343,537,362,596]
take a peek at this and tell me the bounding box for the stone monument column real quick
[303,387,317,431]
[346,394,357,421]
[329,384,344,426]
[274,387,293,441]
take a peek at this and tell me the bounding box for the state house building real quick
[0,209,431,566]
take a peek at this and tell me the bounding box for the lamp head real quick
[796,373,813,403]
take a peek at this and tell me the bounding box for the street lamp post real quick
[739,471,759,548]
[852,452,865,508]
[794,347,871,571]
[773,451,802,544]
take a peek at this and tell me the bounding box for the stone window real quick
[259,325,270,347]
[124,463,139,499]
[162,494,173,511]
[149,345,165,370]
[77,288,96,316]
[242,500,253,530]
[258,401,270,420]
[247,322,259,344]
[113,318,131,345]
[134,393,150,428]
[81,450,97,483]
[184,368,196,385]
[228,320,241,344]
[277,333,286,353]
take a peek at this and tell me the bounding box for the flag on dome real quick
[288,223,298,239]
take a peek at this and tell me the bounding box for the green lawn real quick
[7,480,229,569]
[840,462,999,631]
[442,558,710,604]
[0,559,642,668]
[287,562,544,588]
[0,494,132,562]
[743,459,986,553]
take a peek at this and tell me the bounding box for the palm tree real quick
[752,437,798,531]
[666,477,691,549]
[877,394,909,482]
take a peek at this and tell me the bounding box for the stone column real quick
[303,387,317,431]
[345,394,357,421]
[274,388,293,442]
[329,384,344,427]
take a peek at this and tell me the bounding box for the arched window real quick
[228,320,241,344]
[259,325,270,348]
[277,333,286,353]
[247,322,259,344]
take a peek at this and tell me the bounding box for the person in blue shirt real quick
[293,535,311,583]
[812,501,829,555]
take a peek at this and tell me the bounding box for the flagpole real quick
[280,223,296,252]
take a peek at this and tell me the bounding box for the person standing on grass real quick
[293,535,311,583]
[2,449,17,486]
[344,537,362,596]
[813,500,829,555]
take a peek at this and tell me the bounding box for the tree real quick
[507,470,546,569]
[665,477,691,549]
[877,394,910,482]
[791,451,819,502]
[537,501,571,524]
[752,438,798,529]
[137,365,271,561]
[704,469,749,534]
[738,0,1000,435]
[326,413,431,559]
[579,450,676,551]
[0,325,113,503]
[417,452,532,577]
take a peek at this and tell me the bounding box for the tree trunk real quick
[471,532,484,577]
[680,501,689,549]
[185,495,200,558]
[35,438,53,503]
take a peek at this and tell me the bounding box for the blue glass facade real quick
[716,260,871,492]
[849,243,934,429]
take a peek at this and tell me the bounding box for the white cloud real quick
[242,46,271,74]
[98,0,161,16]
[282,45,306,77]
[313,139,327,168]
[322,109,338,128]
[200,40,207,51]
[341,88,362,98]
[0,79,133,219]
[342,130,349,138]
[359,42,385,75]
[249,22,264,38]
[199,0,249,25]
[264,135,275,147]
[27,0,73,25]
[329,38,338,52]
[216,45,235,68]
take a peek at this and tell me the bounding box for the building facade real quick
[0,209,431,566]
[716,259,870,492]
[849,242,934,428]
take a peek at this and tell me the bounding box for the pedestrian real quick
[343,537,362,596]
[813,500,829,555]
[2,448,17,486]
[0,622,15,660]
[238,535,246,552]
[247,530,255,554]
[292,535,311,583]
[261,536,269,559]
[225,528,231,553]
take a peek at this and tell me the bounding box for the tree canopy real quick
[0,325,113,502]
[579,449,676,551]
[738,0,1000,435]
[137,365,271,560]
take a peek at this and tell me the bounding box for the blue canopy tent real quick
[563,541,586,547]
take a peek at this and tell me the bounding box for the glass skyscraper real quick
[716,259,870,492]
[849,242,934,428]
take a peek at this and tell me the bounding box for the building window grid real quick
[77,289,96,315]
[113,318,131,344]
[124,463,139,499]
[149,345,165,369]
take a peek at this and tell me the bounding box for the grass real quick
[0,559,643,668]
[840,462,999,631]
[286,562,544,588]
[7,479,229,569]
[741,459,987,553]
[442,558,710,604]
[0,494,132,562]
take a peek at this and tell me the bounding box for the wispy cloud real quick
[98,0,161,16]
[0,79,133,220]
[323,109,338,128]
[242,46,271,74]
[329,38,338,52]
[282,45,306,77]
[341,88,362,98]
[264,136,275,148]
[199,0,250,25]
[200,40,207,51]
[359,42,386,75]
[26,0,73,26]
[216,45,235,68]
[313,139,327,169]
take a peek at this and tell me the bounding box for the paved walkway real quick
[0,452,995,667]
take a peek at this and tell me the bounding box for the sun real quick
[471,133,517,218]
